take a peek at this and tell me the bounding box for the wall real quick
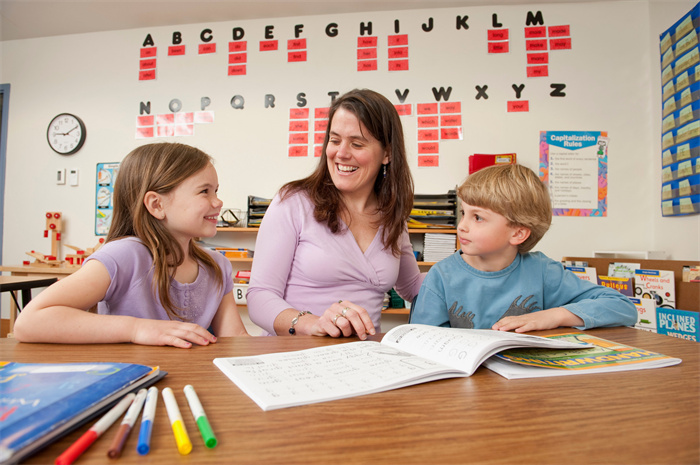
[0,2,698,313]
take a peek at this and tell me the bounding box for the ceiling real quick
[1,0,586,42]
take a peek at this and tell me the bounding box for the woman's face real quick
[326,107,389,200]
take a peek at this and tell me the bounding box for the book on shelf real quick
[482,332,681,379]
[213,324,591,411]
[597,275,634,296]
[565,266,598,282]
[423,233,457,262]
[684,266,700,282]
[407,218,455,229]
[0,362,164,465]
[608,262,641,278]
[631,297,658,332]
[410,208,455,216]
[656,307,699,342]
[634,268,676,308]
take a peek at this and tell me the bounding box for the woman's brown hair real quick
[281,89,414,256]
[107,142,223,319]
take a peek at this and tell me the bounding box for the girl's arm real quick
[13,260,217,348]
[210,291,249,337]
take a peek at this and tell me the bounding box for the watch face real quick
[47,113,86,155]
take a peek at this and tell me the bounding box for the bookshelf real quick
[215,226,458,317]
[214,226,257,264]
[563,256,700,312]
[215,226,458,268]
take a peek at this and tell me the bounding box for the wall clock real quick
[47,113,86,155]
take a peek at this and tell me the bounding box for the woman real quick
[247,89,424,338]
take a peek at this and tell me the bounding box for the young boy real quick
[409,164,637,333]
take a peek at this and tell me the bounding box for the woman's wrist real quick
[288,310,312,335]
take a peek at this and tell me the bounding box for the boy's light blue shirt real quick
[410,251,638,330]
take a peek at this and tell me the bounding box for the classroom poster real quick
[95,163,119,235]
[538,130,608,217]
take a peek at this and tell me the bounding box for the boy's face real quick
[457,200,528,270]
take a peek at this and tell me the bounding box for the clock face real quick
[47,113,86,155]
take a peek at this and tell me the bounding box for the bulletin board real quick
[660,1,700,217]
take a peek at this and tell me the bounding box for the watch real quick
[47,113,86,155]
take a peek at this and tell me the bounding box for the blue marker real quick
[137,386,158,455]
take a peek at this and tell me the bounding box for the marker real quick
[162,387,192,455]
[55,393,136,465]
[136,387,158,455]
[184,384,217,448]
[107,388,148,458]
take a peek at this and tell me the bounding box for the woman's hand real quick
[130,319,218,348]
[318,300,376,340]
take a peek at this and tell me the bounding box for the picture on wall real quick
[95,162,119,235]
[538,130,608,217]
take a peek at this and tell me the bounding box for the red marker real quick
[55,393,136,465]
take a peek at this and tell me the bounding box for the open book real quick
[213,324,591,411]
[483,331,682,379]
[0,362,164,465]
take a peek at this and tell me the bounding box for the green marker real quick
[183,384,217,448]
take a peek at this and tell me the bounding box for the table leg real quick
[7,291,19,338]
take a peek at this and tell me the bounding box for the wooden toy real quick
[24,212,63,267]
[64,238,105,267]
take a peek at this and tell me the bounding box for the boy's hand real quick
[492,307,584,333]
[131,319,217,348]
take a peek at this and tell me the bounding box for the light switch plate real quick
[69,169,79,186]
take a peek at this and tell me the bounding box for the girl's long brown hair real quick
[107,142,223,319]
[281,89,414,256]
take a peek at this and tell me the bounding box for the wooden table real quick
[0,275,58,337]
[0,264,76,279]
[5,327,699,465]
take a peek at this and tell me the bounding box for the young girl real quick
[14,142,249,348]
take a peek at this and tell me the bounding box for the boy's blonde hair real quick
[457,164,552,254]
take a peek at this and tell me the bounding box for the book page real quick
[214,341,465,411]
[381,324,586,376]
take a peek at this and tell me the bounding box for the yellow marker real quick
[162,387,192,455]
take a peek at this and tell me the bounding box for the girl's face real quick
[160,163,223,244]
[326,108,389,201]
